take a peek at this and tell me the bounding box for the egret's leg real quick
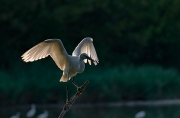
[72,77,79,88]
[66,81,69,102]
[72,78,83,94]
[65,80,72,110]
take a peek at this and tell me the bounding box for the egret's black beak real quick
[85,56,95,62]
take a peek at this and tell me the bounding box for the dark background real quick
[0,0,180,106]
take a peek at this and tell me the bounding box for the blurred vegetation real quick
[0,65,180,105]
[1,0,180,105]
[1,0,180,69]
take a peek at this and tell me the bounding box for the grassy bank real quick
[0,64,180,106]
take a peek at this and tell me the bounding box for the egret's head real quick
[31,104,36,108]
[80,53,94,62]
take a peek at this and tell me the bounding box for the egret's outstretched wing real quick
[21,39,69,70]
[72,37,99,65]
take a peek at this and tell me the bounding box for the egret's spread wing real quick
[72,37,99,65]
[21,39,69,70]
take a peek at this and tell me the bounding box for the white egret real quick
[26,104,36,117]
[135,111,146,118]
[10,112,20,118]
[21,37,99,102]
[37,110,48,118]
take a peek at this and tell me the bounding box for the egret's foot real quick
[76,81,89,94]
[64,101,72,111]
[77,86,83,94]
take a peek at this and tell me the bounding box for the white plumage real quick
[26,104,36,117]
[37,110,48,118]
[10,112,20,118]
[21,37,99,82]
[135,111,146,118]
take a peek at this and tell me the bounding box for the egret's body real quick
[26,104,36,118]
[135,111,146,118]
[60,55,85,82]
[10,112,20,118]
[21,37,99,82]
[37,110,48,118]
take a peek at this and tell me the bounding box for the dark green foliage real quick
[1,0,180,69]
[1,0,180,105]
[0,65,180,105]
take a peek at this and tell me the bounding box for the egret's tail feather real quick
[60,75,68,82]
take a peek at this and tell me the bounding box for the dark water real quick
[1,105,180,118]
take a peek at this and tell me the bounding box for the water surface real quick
[1,105,180,118]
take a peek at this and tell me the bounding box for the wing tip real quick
[84,37,93,41]
[45,38,61,42]
[90,37,93,41]
[94,60,99,66]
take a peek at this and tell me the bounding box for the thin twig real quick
[58,80,89,118]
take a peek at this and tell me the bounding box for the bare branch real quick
[58,80,89,118]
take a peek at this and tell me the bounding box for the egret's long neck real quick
[79,55,85,61]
